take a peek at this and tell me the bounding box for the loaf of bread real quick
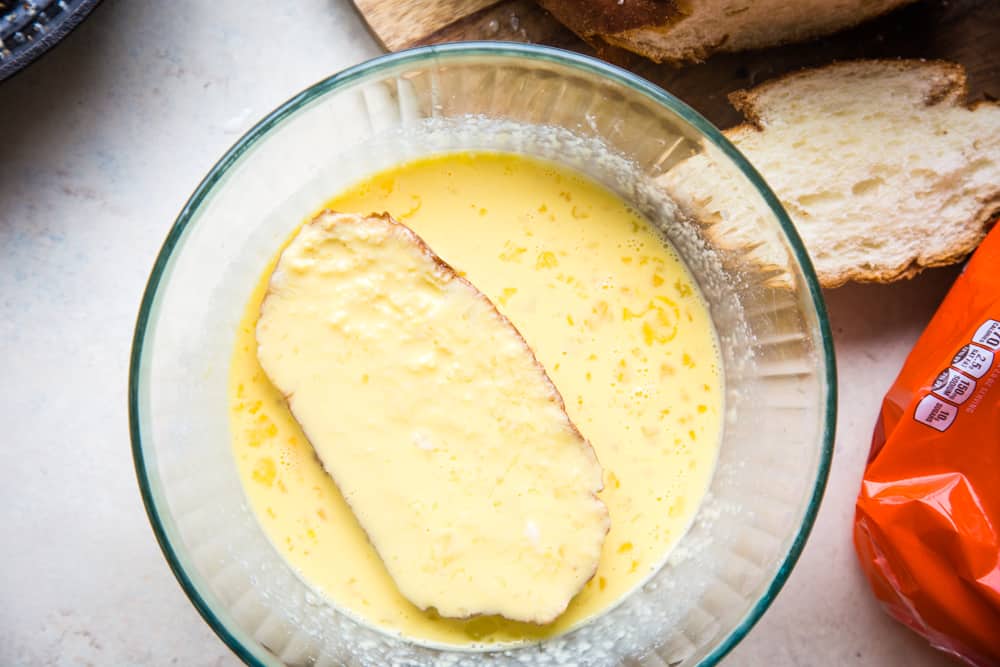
[536,0,915,63]
[662,60,1000,287]
[256,211,609,623]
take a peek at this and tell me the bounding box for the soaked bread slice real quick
[256,211,610,623]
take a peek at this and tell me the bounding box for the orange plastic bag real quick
[855,224,1000,666]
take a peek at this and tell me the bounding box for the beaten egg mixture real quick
[229,152,722,645]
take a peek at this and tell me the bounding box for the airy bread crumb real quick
[662,60,1000,288]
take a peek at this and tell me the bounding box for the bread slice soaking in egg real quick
[255,210,610,624]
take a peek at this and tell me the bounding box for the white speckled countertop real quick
[0,2,964,665]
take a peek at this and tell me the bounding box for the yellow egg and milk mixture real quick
[229,152,722,644]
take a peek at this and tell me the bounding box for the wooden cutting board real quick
[352,0,1000,129]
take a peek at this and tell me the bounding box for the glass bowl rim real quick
[129,40,836,667]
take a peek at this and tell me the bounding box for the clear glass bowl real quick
[131,42,835,667]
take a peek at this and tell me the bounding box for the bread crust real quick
[722,60,999,287]
[537,0,915,63]
[537,0,683,37]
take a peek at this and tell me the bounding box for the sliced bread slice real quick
[663,60,1000,287]
[256,211,610,623]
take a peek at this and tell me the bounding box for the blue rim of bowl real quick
[130,41,836,667]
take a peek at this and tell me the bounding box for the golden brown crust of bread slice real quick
[536,0,914,63]
[536,0,683,37]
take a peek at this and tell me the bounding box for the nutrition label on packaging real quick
[914,319,999,431]
[932,367,976,404]
[952,344,994,379]
[914,395,959,431]
[973,319,1000,350]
